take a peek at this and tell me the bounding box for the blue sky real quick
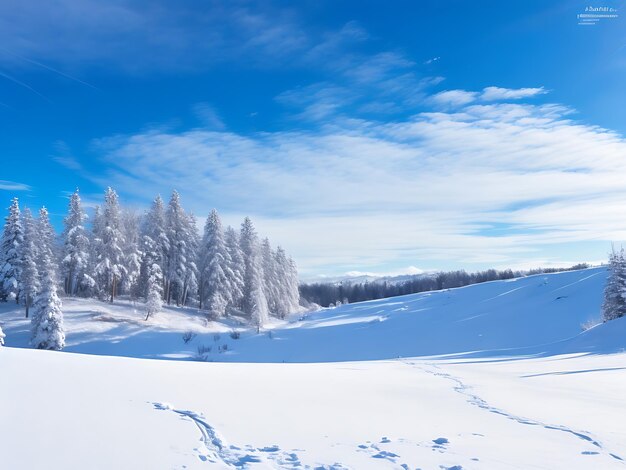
[1,0,625,278]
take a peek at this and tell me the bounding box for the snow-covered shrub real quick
[229,330,240,340]
[581,317,602,331]
[195,344,212,361]
[182,331,197,344]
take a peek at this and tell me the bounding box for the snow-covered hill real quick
[2,266,626,469]
[0,266,619,362]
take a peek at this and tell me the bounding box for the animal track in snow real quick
[151,402,304,468]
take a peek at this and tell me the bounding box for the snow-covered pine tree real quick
[260,238,279,315]
[31,207,65,350]
[286,255,301,312]
[0,323,4,346]
[239,217,269,327]
[145,260,163,321]
[0,198,23,302]
[140,195,169,298]
[181,212,199,307]
[120,209,142,297]
[61,189,90,296]
[602,247,626,322]
[164,191,196,306]
[93,188,126,302]
[85,205,104,298]
[198,209,232,317]
[224,226,244,310]
[20,208,40,318]
[249,268,269,331]
[37,207,58,282]
[272,246,296,318]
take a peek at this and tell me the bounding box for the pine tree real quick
[145,261,163,320]
[0,324,5,346]
[61,189,90,296]
[120,209,142,296]
[198,209,232,317]
[260,238,279,315]
[0,198,23,302]
[181,212,199,307]
[93,188,126,302]
[37,207,58,282]
[164,191,196,306]
[273,246,300,318]
[20,208,40,318]
[140,195,169,298]
[286,255,300,312]
[31,207,65,350]
[249,269,269,330]
[602,247,626,322]
[240,217,268,326]
[225,226,244,309]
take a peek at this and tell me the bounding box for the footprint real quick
[371,450,399,461]
[258,445,280,452]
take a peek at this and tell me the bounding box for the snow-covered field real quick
[2,267,626,469]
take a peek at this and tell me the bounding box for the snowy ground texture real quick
[2,266,626,469]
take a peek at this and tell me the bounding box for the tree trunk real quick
[67,269,73,295]
[110,276,116,303]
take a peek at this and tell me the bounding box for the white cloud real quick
[430,89,479,107]
[481,86,547,101]
[89,99,626,276]
[344,266,425,278]
[429,86,547,108]
[0,180,30,191]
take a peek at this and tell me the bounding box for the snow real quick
[2,266,626,469]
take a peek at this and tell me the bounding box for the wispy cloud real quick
[51,140,83,170]
[87,97,626,275]
[193,103,226,130]
[0,0,312,72]
[0,180,31,191]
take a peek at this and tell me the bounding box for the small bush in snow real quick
[195,344,212,361]
[581,317,602,331]
[213,333,221,342]
[229,330,240,340]
[182,331,197,344]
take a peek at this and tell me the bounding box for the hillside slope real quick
[0,267,617,362]
[2,267,626,470]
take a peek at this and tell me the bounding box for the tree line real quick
[0,188,300,349]
[300,264,591,308]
